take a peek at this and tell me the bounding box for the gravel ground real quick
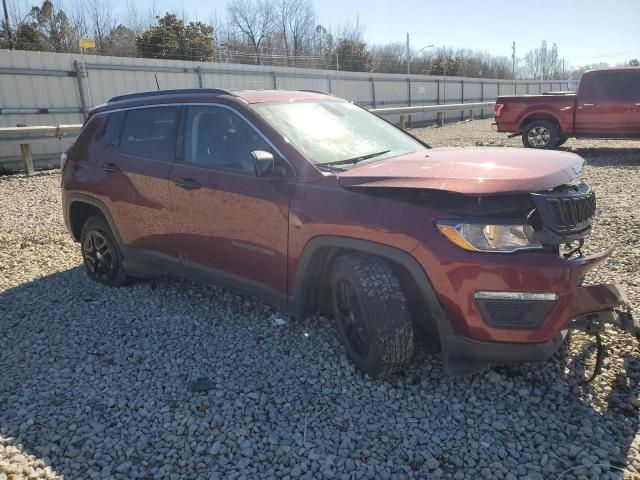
[1,118,639,480]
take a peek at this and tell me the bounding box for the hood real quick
[336,147,584,195]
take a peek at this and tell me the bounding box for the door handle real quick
[174,178,202,190]
[635,103,640,107]
[100,162,119,172]
[581,103,595,107]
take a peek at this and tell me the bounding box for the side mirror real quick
[251,150,275,177]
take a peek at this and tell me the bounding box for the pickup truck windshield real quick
[253,100,426,166]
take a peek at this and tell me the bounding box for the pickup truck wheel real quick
[522,120,559,149]
[80,216,129,286]
[330,254,414,378]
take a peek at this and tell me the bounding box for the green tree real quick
[136,13,216,61]
[29,0,77,52]
[329,38,372,72]
[13,22,46,51]
[430,54,462,76]
[629,58,639,67]
[104,24,136,57]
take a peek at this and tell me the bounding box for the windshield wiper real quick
[315,163,346,173]
[322,150,391,167]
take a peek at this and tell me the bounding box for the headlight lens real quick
[436,220,541,253]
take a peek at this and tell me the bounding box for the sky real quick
[114,0,639,67]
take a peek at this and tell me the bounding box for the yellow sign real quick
[80,38,96,49]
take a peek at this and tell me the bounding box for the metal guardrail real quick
[370,101,496,128]
[369,101,495,116]
[0,124,82,174]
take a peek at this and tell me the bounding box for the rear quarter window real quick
[67,114,109,162]
[118,107,179,161]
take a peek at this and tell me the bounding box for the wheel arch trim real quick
[290,235,454,339]
[66,193,124,247]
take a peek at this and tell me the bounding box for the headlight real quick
[436,220,542,253]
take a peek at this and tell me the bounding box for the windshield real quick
[253,100,426,166]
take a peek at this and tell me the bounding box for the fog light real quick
[474,291,558,328]
[474,291,558,301]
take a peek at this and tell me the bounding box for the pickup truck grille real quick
[531,182,595,242]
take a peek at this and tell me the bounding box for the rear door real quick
[575,71,633,135]
[168,104,293,297]
[91,105,180,258]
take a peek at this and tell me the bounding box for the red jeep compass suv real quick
[61,88,637,378]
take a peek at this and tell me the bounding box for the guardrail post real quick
[370,77,376,109]
[407,77,412,128]
[196,66,204,88]
[480,81,484,118]
[460,80,465,121]
[436,111,444,126]
[272,72,278,89]
[399,115,405,130]
[19,144,35,175]
[15,124,35,175]
[327,75,332,94]
[73,59,88,121]
[468,109,474,120]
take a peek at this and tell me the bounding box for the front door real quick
[168,105,293,297]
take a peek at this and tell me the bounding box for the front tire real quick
[330,254,414,378]
[80,216,129,286]
[521,120,560,149]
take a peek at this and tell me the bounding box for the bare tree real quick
[227,0,276,64]
[277,0,314,65]
[523,40,565,80]
[86,0,115,54]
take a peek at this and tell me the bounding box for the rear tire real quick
[80,216,129,286]
[521,120,560,149]
[330,253,414,378]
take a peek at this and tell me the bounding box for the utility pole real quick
[2,0,12,49]
[406,32,411,75]
[511,41,516,80]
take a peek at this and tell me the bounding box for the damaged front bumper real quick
[436,247,637,375]
[569,283,639,338]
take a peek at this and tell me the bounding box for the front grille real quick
[546,192,596,233]
[531,182,596,241]
[476,299,556,328]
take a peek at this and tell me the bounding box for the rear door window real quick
[119,106,179,161]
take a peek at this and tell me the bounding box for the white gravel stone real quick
[0,119,638,479]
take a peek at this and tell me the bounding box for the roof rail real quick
[297,89,333,96]
[108,88,234,103]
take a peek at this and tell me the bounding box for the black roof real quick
[107,88,234,103]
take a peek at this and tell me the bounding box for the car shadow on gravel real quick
[1,267,639,479]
